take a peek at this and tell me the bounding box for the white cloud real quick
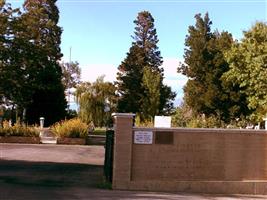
[79,58,188,107]
[81,63,117,83]
[162,58,188,105]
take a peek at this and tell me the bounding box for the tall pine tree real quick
[117,45,144,114]
[117,11,175,120]
[22,0,66,125]
[178,13,213,115]
[178,13,250,122]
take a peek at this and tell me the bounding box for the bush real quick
[171,105,192,127]
[92,128,106,135]
[134,114,154,127]
[187,115,225,128]
[0,121,39,137]
[51,118,88,138]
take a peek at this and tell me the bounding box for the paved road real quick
[1,143,267,200]
[1,143,104,165]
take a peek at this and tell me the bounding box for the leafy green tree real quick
[0,0,67,125]
[223,22,267,121]
[76,76,117,127]
[0,1,33,120]
[61,61,81,111]
[116,11,175,120]
[178,13,249,123]
[61,61,81,90]
[142,66,161,120]
[171,103,192,127]
[0,1,12,103]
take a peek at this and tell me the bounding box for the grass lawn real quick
[92,128,106,135]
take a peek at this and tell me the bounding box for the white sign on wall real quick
[154,116,171,128]
[134,131,153,144]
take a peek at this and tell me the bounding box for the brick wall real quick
[112,113,267,194]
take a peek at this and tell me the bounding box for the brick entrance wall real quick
[112,113,267,194]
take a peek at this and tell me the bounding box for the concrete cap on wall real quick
[111,113,136,118]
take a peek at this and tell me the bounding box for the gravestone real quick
[154,116,171,128]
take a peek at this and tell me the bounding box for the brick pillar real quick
[112,113,135,189]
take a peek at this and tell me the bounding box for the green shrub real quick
[134,114,154,127]
[52,118,88,138]
[0,128,6,136]
[92,128,106,135]
[171,105,192,127]
[187,115,225,128]
[0,121,39,137]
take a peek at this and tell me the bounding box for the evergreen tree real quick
[117,45,145,113]
[178,13,213,115]
[116,11,175,120]
[212,31,250,121]
[178,13,249,122]
[22,0,66,125]
[133,11,163,72]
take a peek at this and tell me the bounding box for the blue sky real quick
[58,0,266,63]
[8,0,267,105]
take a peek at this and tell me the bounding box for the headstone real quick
[39,117,45,137]
[263,116,267,130]
[154,116,171,128]
[40,117,45,129]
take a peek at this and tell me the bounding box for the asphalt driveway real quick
[1,143,267,200]
[0,143,104,165]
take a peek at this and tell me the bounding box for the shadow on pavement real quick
[1,160,266,200]
[0,159,107,199]
[0,159,104,187]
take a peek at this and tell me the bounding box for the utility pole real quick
[68,46,72,111]
[69,46,72,63]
